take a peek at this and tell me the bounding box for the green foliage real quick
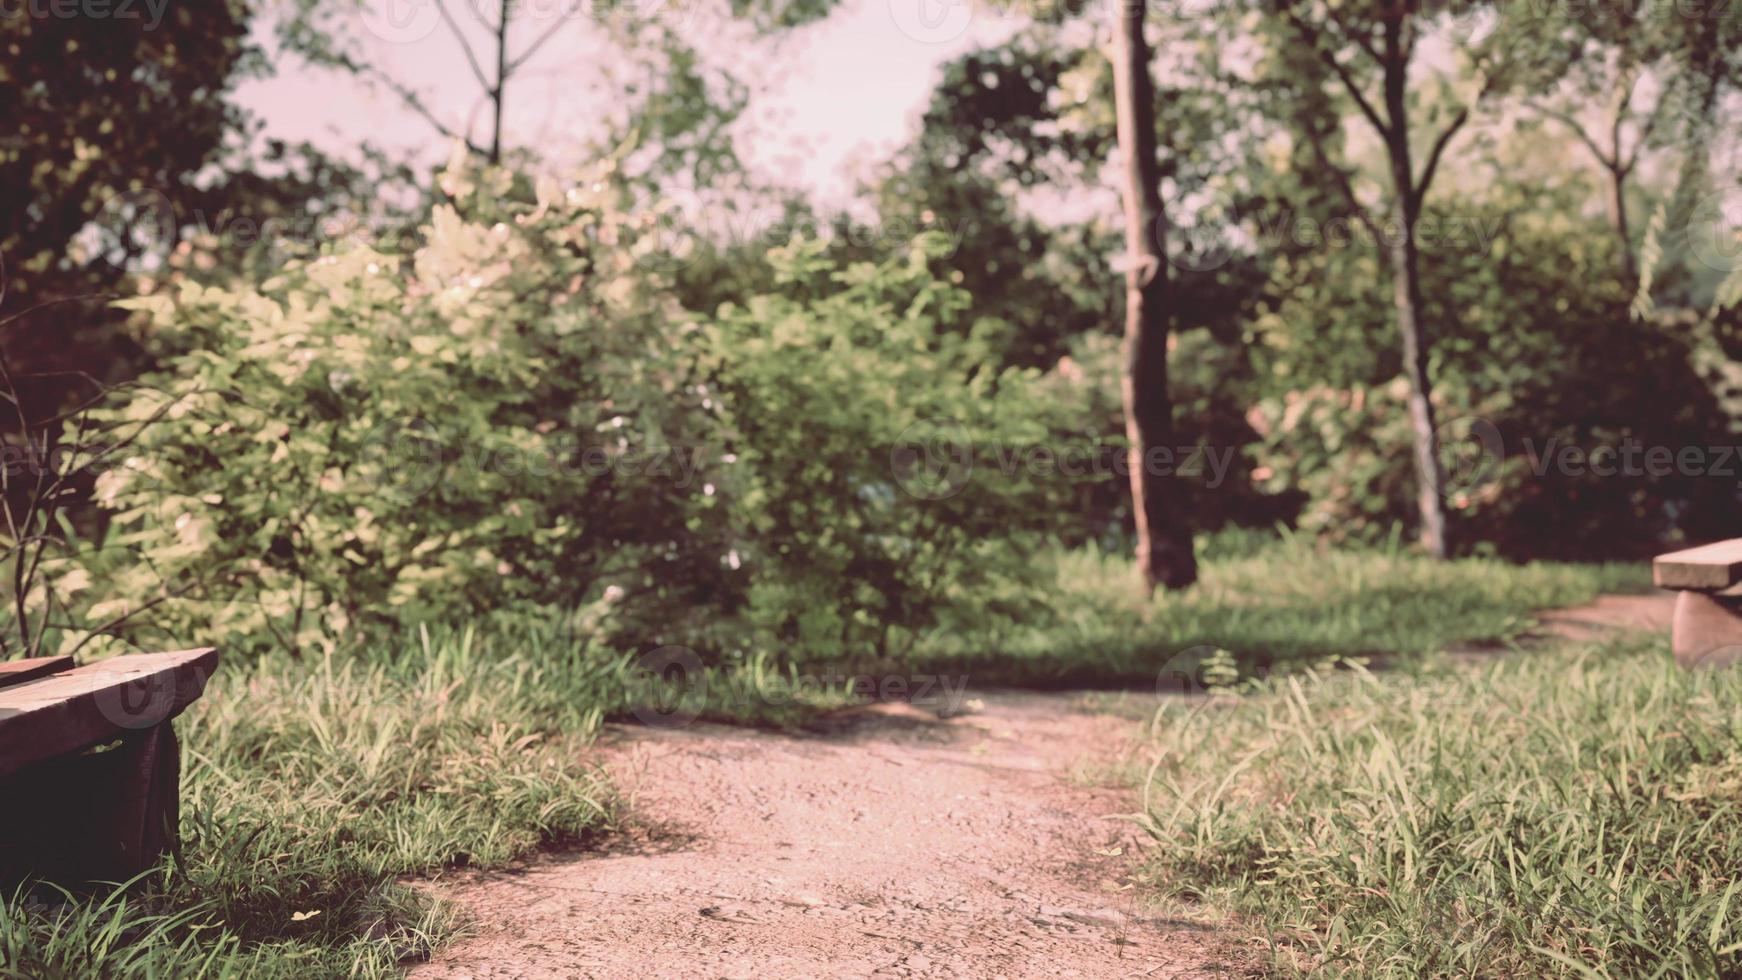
[1140,637,1742,977]
[704,235,1075,659]
[92,151,727,656]
[88,154,1090,662]
[1248,195,1742,557]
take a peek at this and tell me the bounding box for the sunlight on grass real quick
[1138,635,1742,977]
[915,531,1648,684]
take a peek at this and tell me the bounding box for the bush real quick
[703,235,1079,659]
[89,155,1084,662]
[93,151,724,655]
[1248,198,1742,557]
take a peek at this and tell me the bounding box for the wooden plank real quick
[0,656,74,690]
[0,648,218,778]
[1655,539,1742,590]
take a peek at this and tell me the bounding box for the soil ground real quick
[413,592,1676,979]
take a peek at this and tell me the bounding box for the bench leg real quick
[0,723,181,888]
[107,722,182,878]
[1672,591,1742,669]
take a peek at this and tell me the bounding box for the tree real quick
[277,0,757,181]
[1272,0,1494,558]
[1514,1,1742,282]
[0,0,255,422]
[1112,0,1197,590]
[278,0,575,163]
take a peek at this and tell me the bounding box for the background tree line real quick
[3,0,1741,660]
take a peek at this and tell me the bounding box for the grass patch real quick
[915,531,1648,685]
[0,535,1657,975]
[1138,635,1742,977]
[0,623,856,977]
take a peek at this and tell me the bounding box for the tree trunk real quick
[1381,21,1450,558]
[1111,0,1197,591]
[1608,164,1636,282]
[489,0,509,164]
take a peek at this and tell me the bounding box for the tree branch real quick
[436,0,494,93]
[1414,107,1469,203]
[1526,99,1612,168]
[506,5,576,75]
[1284,7,1392,140]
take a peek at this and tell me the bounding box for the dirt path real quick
[413,691,1235,979]
[412,592,1676,979]
[1534,592,1674,643]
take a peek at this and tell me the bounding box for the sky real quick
[234,0,1022,206]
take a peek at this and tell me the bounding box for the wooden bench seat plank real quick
[0,656,75,690]
[0,648,218,778]
[1654,539,1742,590]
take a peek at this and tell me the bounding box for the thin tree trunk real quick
[1608,164,1636,281]
[489,0,509,164]
[1111,0,1197,592]
[1381,19,1450,558]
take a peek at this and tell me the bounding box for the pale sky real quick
[236,0,1021,206]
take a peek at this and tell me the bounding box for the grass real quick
[0,533,1665,975]
[0,622,854,977]
[2,630,618,977]
[1137,634,1742,978]
[913,530,1649,686]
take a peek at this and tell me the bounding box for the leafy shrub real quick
[1249,199,1742,557]
[91,151,732,655]
[89,154,1086,661]
[703,235,1078,659]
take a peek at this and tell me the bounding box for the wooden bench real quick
[0,648,218,885]
[1655,540,1742,668]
